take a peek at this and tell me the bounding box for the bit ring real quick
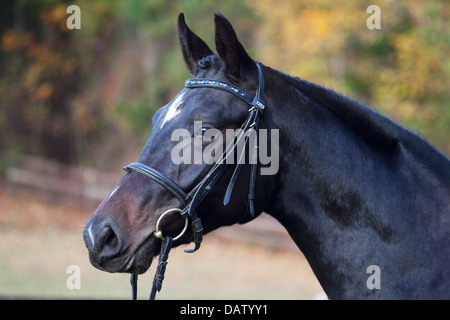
[154,208,189,241]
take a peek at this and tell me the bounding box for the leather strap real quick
[185,82,265,113]
[123,162,191,207]
[149,236,173,300]
[124,63,267,300]
[130,271,138,300]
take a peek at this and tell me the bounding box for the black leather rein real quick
[123,63,266,299]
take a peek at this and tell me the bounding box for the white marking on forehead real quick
[160,91,186,129]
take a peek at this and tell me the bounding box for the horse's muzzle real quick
[83,216,124,271]
[83,215,158,274]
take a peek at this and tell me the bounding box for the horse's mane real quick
[273,69,449,175]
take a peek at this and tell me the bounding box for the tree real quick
[0,0,256,168]
[250,0,450,155]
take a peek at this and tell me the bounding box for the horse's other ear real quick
[214,12,256,81]
[178,13,214,75]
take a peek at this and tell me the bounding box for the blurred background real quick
[0,0,448,299]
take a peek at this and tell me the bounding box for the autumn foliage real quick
[0,0,448,169]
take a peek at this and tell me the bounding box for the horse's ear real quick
[214,12,255,81]
[178,13,214,75]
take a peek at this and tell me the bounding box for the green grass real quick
[0,190,323,300]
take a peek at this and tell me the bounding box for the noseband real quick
[123,63,266,299]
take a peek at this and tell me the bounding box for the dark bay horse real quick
[83,13,450,299]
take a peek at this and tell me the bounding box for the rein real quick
[123,63,266,299]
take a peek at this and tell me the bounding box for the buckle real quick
[251,97,265,113]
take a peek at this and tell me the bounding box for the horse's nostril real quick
[104,227,118,249]
[94,224,122,259]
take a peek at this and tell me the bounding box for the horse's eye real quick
[195,126,215,140]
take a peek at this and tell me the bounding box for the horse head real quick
[83,13,276,275]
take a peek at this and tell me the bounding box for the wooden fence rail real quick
[1,152,297,251]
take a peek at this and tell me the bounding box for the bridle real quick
[123,62,266,299]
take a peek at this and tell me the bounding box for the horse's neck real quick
[262,71,449,299]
